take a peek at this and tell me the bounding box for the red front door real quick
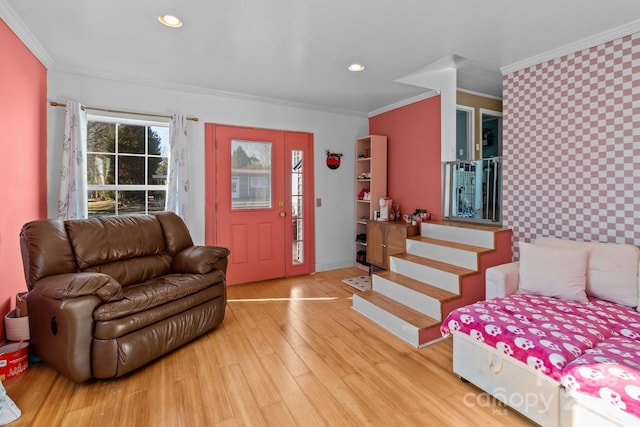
[205,124,315,285]
[213,125,286,285]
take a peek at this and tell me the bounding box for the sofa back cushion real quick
[535,237,640,307]
[20,219,78,290]
[155,211,194,256]
[65,215,171,287]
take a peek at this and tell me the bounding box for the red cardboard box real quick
[0,341,29,381]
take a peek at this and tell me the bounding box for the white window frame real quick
[86,114,170,216]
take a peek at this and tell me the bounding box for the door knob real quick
[279,212,286,217]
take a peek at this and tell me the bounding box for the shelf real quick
[354,135,387,271]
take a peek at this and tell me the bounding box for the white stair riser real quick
[390,257,460,294]
[421,223,494,249]
[372,276,442,319]
[352,295,420,347]
[406,239,478,270]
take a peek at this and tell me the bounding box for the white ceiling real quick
[4,0,640,115]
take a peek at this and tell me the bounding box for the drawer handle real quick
[488,354,503,374]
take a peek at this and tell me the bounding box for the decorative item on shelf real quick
[379,197,392,221]
[413,209,431,224]
[357,188,370,200]
[326,150,343,169]
[392,204,400,221]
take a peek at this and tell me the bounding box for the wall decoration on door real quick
[326,150,343,169]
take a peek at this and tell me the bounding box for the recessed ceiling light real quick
[348,63,365,72]
[158,14,183,28]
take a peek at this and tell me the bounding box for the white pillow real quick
[536,238,639,307]
[518,241,589,303]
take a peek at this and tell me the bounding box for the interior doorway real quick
[479,109,502,222]
[480,109,502,159]
[204,124,315,285]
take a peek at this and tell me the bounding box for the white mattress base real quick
[560,387,640,427]
[452,331,560,427]
[451,331,637,427]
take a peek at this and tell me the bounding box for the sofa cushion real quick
[155,212,194,256]
[65,214,167,269]
[93,284,225,339]
[20,219,77,289]
[536,237,640,308]
[83,254,172,287]
[93,270,225,321]
[518,241,589,303]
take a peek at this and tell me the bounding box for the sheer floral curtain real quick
[166,114,190,221]
[57,100,88,220]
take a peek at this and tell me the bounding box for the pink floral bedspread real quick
[442,294,640,419]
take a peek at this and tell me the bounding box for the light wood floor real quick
[4,268,534,426]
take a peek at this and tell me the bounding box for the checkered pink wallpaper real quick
[503,32,640,259]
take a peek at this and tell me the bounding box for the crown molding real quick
[368,90,439,118]
[0,0,54,68]
[456,88,502,101]
[51,67,369,118]
[501,19,640,75]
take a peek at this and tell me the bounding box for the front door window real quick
[291,150,304,265]
[231,140,272,210]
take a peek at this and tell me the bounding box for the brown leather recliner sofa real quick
[19,212,229,383]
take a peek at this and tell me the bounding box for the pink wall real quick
[503,32,640,258]
[369,96,442,219]
[0,19,48,339]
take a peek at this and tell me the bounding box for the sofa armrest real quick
[27,291,103,383]
[172,246,230,274]
[33,272,123,302]
[486,262,520,299]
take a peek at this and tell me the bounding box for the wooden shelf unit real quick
[355,135,387,271]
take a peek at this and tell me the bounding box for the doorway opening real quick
[447,107,503,224]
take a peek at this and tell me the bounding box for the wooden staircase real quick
[352,221,512,347]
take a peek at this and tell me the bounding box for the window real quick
[86,117,169,217]
[230,140,272,210]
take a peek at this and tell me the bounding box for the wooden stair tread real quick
[407,236,492,253]
[356,290,440,329]
[392,253,477,276]
[427,220,510,233]
[375,271,458,302]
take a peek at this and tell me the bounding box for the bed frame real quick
[452,329,639,427]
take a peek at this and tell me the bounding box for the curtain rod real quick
[49,101,198,122]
